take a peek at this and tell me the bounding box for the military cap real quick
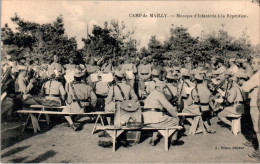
[115,70,124,78]
[252,58,260,63]
[174,66,181,71]
[206,72,213,77]
[239,58,247,63]
[180,69,190,77]
[151,69,160,76]
[74,72,85,78]
[18,65,27,71]
[229,58,236,62]
[166,73,174,79]
[155,80,166,87]
[121,100,139,112]
[195,74,203,80]
[6,55,12,60]
[236,72,248,79]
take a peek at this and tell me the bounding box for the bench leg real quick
[191,116,200,135]
[30,114,40,133]
[232,117,241,135]
[158,129,177,151]
[45,114,50,125]
[189,117,196,135]
[22,114,31,132]
[113,130,116,152]
[92,114,101,134]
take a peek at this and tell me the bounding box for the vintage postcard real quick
[1,0,259,163]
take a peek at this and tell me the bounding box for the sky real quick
[1,0,259,49]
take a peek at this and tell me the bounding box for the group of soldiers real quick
[1,53,259,159]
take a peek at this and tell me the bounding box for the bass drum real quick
[126,131,141,145]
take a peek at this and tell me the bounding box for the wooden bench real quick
[227,114,242,135]
[96,125,183,152]
[17,107,114,133]
[177,113,207,135]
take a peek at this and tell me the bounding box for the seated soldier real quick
[40,72,66,107]
[106,70,138,104]
[177,69,195,112]
[143,80,184,146]
[164,71,179,111]
[183,74,216,133]
[217,73,247,129]
[94,73,111,111]
[14,66,41,107]
[63,71,97,131]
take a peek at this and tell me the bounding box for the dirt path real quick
[1,116,258,163]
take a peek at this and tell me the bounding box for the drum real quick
[126,131,141,145]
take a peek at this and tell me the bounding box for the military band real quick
[1,54,259,159]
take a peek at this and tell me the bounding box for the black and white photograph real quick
[0,0,259,163]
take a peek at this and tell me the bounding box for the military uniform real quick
[95,80,110,111]
[15,66,40,106]
[177,70,195,110]
[41,78,66,106]
[64,80,97,113]
[64,63,76,71]
[143,86,179,127]
[121,62,137,87]
[106,82,138,104]
[183,75,211,115]
[48,62,65,77]
[218,83,245,126]
[101,63,114,73]
[138,63,152,97]
[242,70,260,133]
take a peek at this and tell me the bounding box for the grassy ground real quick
[1,115,259,163]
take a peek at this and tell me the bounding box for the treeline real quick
[1,14,259,65]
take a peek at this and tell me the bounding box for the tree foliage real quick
[1,13,78,64]
[81,19,138,59]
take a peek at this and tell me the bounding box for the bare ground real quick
[1,114,259,163]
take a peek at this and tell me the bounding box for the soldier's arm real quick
[59,84,66,101]
[186,89,194,106]
[19,78,33,94]
[106,86,114,104]
[147,65,152,78]
[138,65,142,78]
[130,87,138,101]
[242,72,259,93]
[90,90,97,107]
[158,93,178,117]
[133,64,137,73]
[227,88,236,103]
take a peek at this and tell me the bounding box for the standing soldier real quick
[121,58,137,88]
[240,58,253,78]
[85,58,100,88]
[242,58,260,159]
[143,80,184,146]
[138,57,152,98]
[101,58,114,73]
[64,58,76,72]
[48,55,65,78]
[151,59,166,81]
[63,71,97,131]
